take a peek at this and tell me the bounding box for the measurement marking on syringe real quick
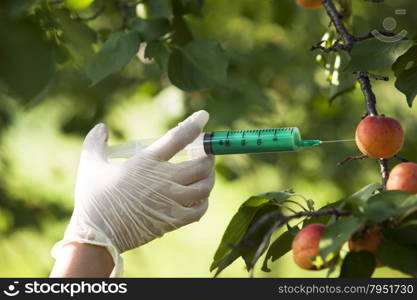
[108,127,348,158]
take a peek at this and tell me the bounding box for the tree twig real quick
[338,155,368,165]
[321,0,355,51]
[356,71,378,116]
[310,40,348,52]
[319,0,391,188]
[353,71,389,81]
[394,155,409,163]
[214,207,351,276]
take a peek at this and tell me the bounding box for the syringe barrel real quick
[203,128,301,155]
[107,127,305,158]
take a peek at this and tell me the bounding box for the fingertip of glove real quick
[183,110,209,130]
[193,110,209,129]
[89,123,109,142]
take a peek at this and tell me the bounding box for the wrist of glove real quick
[51,111,215,277]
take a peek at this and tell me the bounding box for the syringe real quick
[107,127,326,158]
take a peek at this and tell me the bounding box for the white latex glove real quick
[52,110,215,277]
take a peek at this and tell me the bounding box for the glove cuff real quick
[51,223,124,277]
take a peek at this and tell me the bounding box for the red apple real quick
[387,162,417,194]
[292,224,326,270]
[349,227,384,267]
[355,116,404,158]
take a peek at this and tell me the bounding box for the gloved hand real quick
[52,110,215,277]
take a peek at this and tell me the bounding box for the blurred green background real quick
[0,0,416,277]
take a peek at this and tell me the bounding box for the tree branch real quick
[356,71,378,116]
[321,0,355,51]
[319,0,391,187]
[310,40,348,52]
[338,155,368,165]
[215,207,351,276]
[354,71,389,81]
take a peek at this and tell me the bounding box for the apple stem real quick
[379,158,390,188]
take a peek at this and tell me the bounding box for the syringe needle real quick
[320,139,356,144]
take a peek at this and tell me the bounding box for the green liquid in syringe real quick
[107,127,323,158]
[203,128,320,155]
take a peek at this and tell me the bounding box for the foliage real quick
[211,186,417,277]
[209,0,417,278]
[0,0,417,277]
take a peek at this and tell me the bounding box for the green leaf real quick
[345,183,381,214]
[365,191,417,224]
[303,201,343,227]
[240,206,280,270]
[213,207,282,276]
[144,41,170,71]
[86,31,141,86]
[392,45,417,77]
[350,15,369,37]
[54,9,97,66]
[172,0,205,16]
[377,238,417,277]
[144,0,172,19]
[171,16,193,46]
[319,216,364,261]
[306,199,315,211]
[261,230,295,272]
[210,200,268,272]
[384,225,417,248]
[340,251,376,278]
[392,42,417,107]
[0,18,55,101]
[395,67,417,107]
[129,18,170,41]
[257,191,299,203]
[303,214,333,227]
[349,183,381,203]
[210,191,294,272]
[346,39,414,72]
[286,223,300,236]
[326,255,342,278]
[168,39,228,92]
[400,211,417,227]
